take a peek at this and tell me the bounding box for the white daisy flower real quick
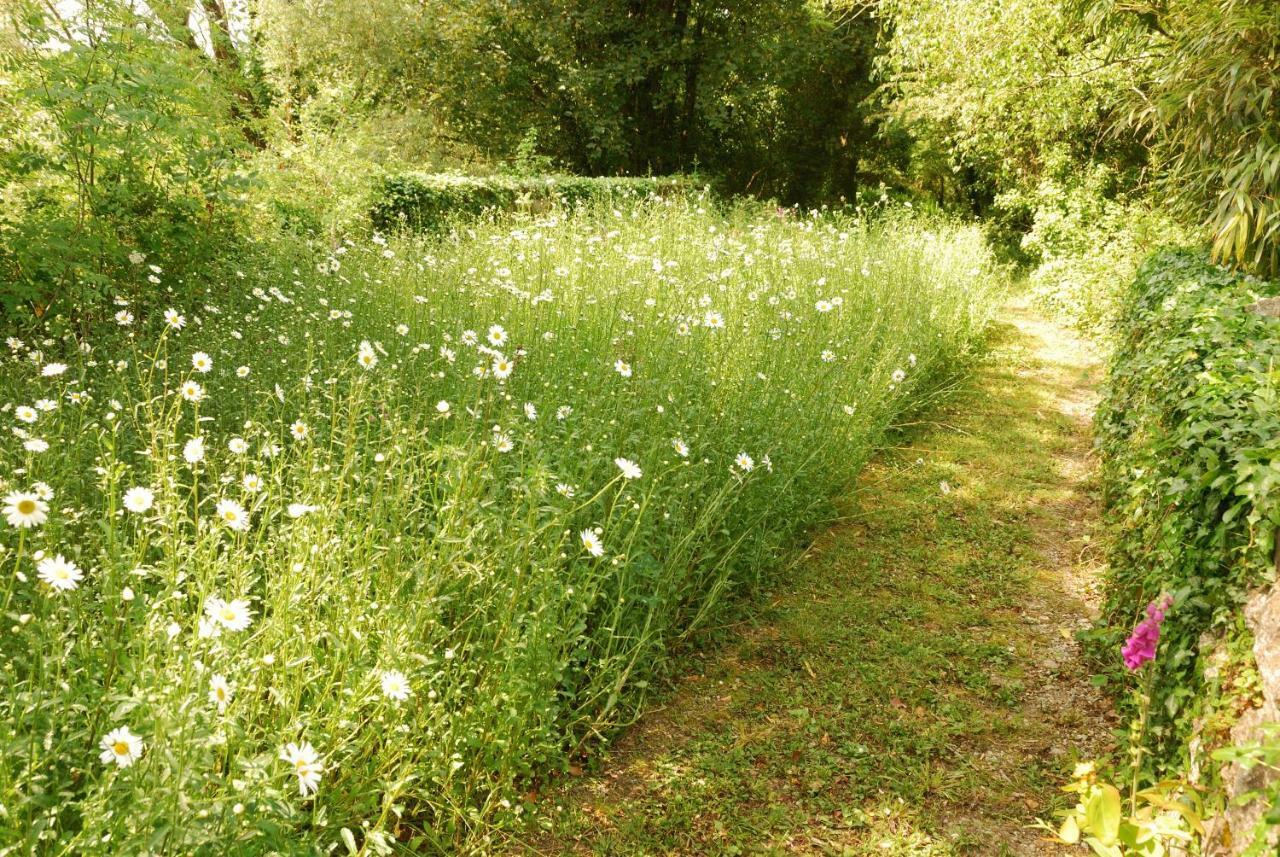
[179,381,204,402]
[279,741,323,796]
[123,487,154,514]
[205,596,253,632]
[487,324,508,347]
[380,670,412,701]
[191,352,212,373]
[14,406,36,423]
[735,452,755,472]
[41,363,67,377]
[290,420,309,441]
[3,491,48,528]
[614,359,632,378]
[163,309,185,330]
[99,727,143,768]
[183,437,205,465]
[357,341,378,370]
[37,554,83,592]
[209,674,233,712]
[492,356,514,380]
[672,438,689,457]
[580,528,604,558]
[215,499,249,531]
[615,457,642,480]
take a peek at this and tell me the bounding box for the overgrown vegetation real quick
[4,0,1280,851]
[0,199,1001,852]
[1091,249,1280,849]
[518,303,1111,854]
[0,0,249,319]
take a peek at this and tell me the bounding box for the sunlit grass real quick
[0,196,1003,853]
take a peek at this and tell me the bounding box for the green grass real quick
[0,198,1003,853]
[513,303,1113,855]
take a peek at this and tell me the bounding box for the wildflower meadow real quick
[0,199,1002,852]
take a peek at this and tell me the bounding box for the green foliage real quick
[0,0,248,322]
[253,0,887,204]
[0,199,1003,852]
[530,308,1117,853]
[369,173,698,233]
[1015,165,1193,333]
[1082,0,1280,275]
[1042,761,1203,856]
[878,0,1140,212]
[1094,249,1280,766]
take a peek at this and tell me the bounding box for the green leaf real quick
[1085,784,1121,844]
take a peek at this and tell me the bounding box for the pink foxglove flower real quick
[1122,595,1173,671]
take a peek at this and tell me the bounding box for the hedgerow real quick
[1094,249,1279,767]
[369,173,697,233]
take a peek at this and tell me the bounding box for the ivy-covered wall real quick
[1094,249,1279,776]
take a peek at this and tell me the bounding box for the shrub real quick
[0,0,249,324]
[1084,0,1280,275]
[1012,166,1191,333]
[369,173,698,233]
[1093,248,1280,769]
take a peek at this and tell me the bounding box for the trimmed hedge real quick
[369,173,697,232]
[1094,248,1280,766]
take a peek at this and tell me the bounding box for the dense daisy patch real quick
[0,198,1002,853]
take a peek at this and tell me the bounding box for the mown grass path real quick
[513,302,1116,856]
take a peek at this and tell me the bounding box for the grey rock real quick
[1201,582,1280,855]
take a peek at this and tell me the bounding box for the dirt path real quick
[512,302,1116,855]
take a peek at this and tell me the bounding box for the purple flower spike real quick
[1122,595,1173,671]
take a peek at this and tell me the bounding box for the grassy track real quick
[513,300,1115,856]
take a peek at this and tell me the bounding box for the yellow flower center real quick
[17,499,36,515]
[220,608,236,621]
[113,741,129,756]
